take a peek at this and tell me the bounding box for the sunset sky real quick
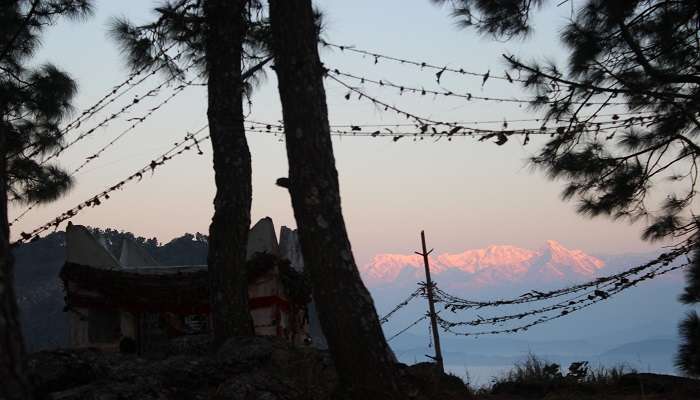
[12,0,666,265]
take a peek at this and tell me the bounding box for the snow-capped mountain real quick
[360,240,605,288]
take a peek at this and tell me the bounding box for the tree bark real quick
[269,1,401,397]
[203,0,254,344]
[0,130,33,399]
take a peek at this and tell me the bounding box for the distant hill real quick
[601,339,679,358]
[13,231,68,350]
[13,228,209,351]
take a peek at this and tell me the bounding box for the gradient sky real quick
[12,0,667,265]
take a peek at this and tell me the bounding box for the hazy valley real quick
[361,240,689,384]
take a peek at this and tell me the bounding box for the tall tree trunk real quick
[269,1,401,397]
[204,0,254,344]
[0,132,32,399]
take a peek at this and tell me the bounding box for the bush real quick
[676,310,700,377]
[584,364,634,386]
[490,354,636,398]
[497,354,562,384]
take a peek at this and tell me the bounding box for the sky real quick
[11,0,668,265]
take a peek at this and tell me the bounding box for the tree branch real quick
[0,0,39,63]
[504,55,696,101]
[617,20,700,85]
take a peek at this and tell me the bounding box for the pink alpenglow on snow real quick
[359,240,604,288]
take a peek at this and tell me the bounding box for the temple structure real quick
[60,218,327,355]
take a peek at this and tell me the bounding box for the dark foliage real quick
[1,0,93,204]
[154,232,207,265]
[437,0,700,378]
[433,0,545,38]
[438,0,700,244]
[88,227,159,259]
[106,0,324,95]
[88,227,208,266]
[107,0,270,94]
[676,311,700,377]
[488,354,700,398]
[2,3,92,398]
[680,240,700,304]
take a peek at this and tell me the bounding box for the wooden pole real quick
[415,230,444,372]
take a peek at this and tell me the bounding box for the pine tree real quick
[269,0,402,397]
[1,2,93,398]
[109,0,271,343]
[201,0,256,342]
[677,236,700,376]
[677,310,700,377]
[436,0,700,377]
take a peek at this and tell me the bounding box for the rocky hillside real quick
[26,336,467,400]
[24,336,700,400]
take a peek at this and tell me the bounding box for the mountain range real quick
[362,240,688,381]
[360,240,606,289]
[13,227,687,372]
